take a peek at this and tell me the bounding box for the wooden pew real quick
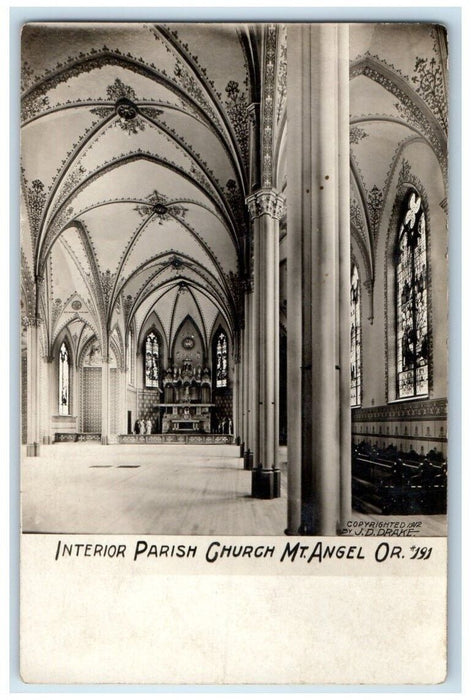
[352,444,447,515]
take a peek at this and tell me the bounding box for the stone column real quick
[101,355,110,445]
[338,24,352,527]
[232,347,239,443]
[25,318,41,456]
[286,24,350,534]
[45,357,55,444]
[119,366,127,435]
[242,291,253,469]
[246,189,284,498]
[74,364,81,432]
[247,249,258,470]
[240,329,246,452]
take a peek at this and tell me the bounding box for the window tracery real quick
[58,341,70,415]
[396,189,428,398]
[215,330,228,388]
[350,265,361,407]
[144,331,160,388]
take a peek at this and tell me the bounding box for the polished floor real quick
[21,443,446,536]
[21,443,288,535]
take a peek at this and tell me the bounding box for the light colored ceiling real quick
[349,23,447,282]
[21,22,447,359]
[21,22,255,356]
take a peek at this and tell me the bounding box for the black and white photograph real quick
[20,21,448,538]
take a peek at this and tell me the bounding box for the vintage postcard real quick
[19,21,449,685]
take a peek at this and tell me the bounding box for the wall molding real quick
[352,397,447,422]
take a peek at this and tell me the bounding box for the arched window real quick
[58,342,70,415]
[215,330,228,388]
[128,330,135,386]
[350,265,361,407]
[144,331,160,388]
[396,189,428,398]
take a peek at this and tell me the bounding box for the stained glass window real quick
[350,265,361,407]
[145,331,160,388]
[128,331,135,385]
[59,341,69,415]
[396,189,428,398]
[215,330,228,388]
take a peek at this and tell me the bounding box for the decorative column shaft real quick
[25,318,41,456]
[338,24,352,527]
[101,355,110,445]
[119,367,127,435]
[45,357,55,445]
[246,188,285,498]
[232,348,240,444]
[286,24,350,534]
[243,289,255,469]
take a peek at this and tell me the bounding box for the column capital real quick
[22,314,42,328]
[245,189,286,221]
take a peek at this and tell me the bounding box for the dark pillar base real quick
[26,442,40,457]
[284,527,304,536]
[239,441,245,458]
[243,450,254,470]
[251,467,281,499]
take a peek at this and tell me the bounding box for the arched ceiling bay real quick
[21,22,252,350]
[349,23,447,284]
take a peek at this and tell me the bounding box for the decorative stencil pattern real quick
[110,368,119,433]
[82,366,102,432]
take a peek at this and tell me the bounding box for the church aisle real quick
[21,444,288,535]
[21,444,444,537]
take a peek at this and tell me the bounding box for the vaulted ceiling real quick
[349,23,448,284]
[21,22,447,361]
[21,22,261,360]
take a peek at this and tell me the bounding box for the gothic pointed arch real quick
[394,188,429,399]
[53,327,75,417]
[170,314,206,366]
[137,310,168,362]
[211,320,230,392]
[385,171,432,402]
[143,328,162,389]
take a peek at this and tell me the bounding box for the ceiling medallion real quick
[134,190,188,222]
[153,203,168,216]
[115,97,138,121]
[71,300,82,310]
[170,255,184,270]
[182,335,195,350]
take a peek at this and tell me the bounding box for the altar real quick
[161,404,213,434]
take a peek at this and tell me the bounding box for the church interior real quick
[20,22,448,536]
